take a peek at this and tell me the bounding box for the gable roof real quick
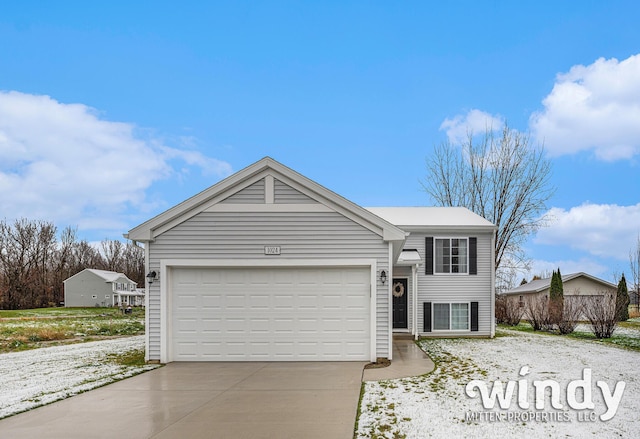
[126,157,407,246]
[64,268,136,285]
[502,272,616,295]
[365,207,496,231]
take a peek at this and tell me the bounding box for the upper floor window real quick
[425,236,477,276]
[435,238,468,274]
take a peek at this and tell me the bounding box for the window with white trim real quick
[435,238,468,273]
[433,303,470,330]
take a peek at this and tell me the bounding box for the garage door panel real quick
[201,318,222,333]
[170,266,370,361]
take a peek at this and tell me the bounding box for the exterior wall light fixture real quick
[146,270,158,284]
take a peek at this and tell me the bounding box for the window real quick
[433,304,450,330]
[433,303,469,331]
[424,301,478,332]
[435,238,468,273]
[519,295,524,308]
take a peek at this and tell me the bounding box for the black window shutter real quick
[425,237,433,275]
[471,301,479,331]
[469,237,477,275]
[424,302,432,332]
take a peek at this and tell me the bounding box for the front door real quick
[392,278,408,329]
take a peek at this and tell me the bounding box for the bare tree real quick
[0,218,146,309]
[422,125,555,290]
[71,239,103,272]
[0,219,57,308]
[557,296,582,335]
[582,293,618,339]
[525,295,551,331]
[101,239,124,272]
[122,241,145,286]
[495,294,525,325]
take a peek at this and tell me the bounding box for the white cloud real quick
[535,203,640,260]
[0,91,232,236]
[159,145,232,177]
[526,258,610,282]
[439,109,504,145]
[530,54,640,161]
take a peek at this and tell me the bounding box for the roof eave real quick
[127,157,407,244]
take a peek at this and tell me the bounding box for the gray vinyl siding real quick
[221,178,265,203]
[274,179,318,204]
[64,271,113,307]
[146,210,390,361]
[405,232,493,337]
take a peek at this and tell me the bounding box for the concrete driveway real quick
[0,361,366,439]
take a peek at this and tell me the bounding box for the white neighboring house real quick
[126,157,497,364]
[502,272,617,312]
[63,269,144,308]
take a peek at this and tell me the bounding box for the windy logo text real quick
[465,367,625,421]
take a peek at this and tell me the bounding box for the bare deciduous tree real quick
[525,295,551,331]
[582,293,618,339]
[0,219,57,308]
[101,239,124,272]
[0,218,145,309]
[422,125,555,290]
[556,296,582,335]
[495,294,525,326]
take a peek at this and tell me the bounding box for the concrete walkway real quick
[363,336,435,381]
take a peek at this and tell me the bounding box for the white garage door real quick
[170,266,371,361]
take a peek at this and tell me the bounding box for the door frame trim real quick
[391,277,409,330]
[160,258,378,363]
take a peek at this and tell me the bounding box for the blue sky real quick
[1,1,639,285]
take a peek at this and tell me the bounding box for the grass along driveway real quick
[0,335,159,420]
[0,308,156,420]
[0,307,144,352]
[357,328,640,438]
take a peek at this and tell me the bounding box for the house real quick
[627,288,639,313]
[502,272,617,313]
[126,157,497,363]
[63,269,142,307]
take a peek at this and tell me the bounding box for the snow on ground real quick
[0,336,159,419]
[357,329,639,438]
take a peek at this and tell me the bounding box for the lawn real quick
[0,335,158,419]
[357,324,640,438]
[0,307,156,420]
[498,317,640,352]
[0,307,145,353]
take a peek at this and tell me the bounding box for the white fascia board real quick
[128,158,276,241]
[272,169,406,243]
[161,258,379,269]
[397,225,497,234]
[128,156,407,244]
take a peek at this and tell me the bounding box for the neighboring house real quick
[629,288,639,312]
[64,269,141,307]
[502,272,617,317]
[126,157,497,363]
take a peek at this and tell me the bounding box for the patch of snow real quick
[357,329,639,438]
[0,336,158,419]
